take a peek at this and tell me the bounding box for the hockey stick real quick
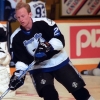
[0,61,36,100]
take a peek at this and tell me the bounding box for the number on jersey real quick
[34,4,46,18]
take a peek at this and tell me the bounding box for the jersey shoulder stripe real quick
[32,18,55,26]
[10,27,21,46]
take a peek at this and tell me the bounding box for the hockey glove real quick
[34,42,53,63]
[9,70,26,91]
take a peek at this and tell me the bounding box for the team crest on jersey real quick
[23,33,45,56]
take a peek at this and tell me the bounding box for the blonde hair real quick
[15,2,31,13]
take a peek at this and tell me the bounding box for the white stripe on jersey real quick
[28,1,47,18]
[10,27,21,48]
[32,18,55,26]
[31,49,68,70]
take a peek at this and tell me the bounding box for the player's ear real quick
[29,12,32,17]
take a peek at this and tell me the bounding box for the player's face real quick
[16,7,32,28]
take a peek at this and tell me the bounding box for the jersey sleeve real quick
[11,34,34,70]
[12,36,33,64]
[37,18,65,50]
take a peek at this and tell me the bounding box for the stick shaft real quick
[18,61,35,79]
[0,88,10,100]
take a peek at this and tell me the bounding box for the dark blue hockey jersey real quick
[10,18,69,73]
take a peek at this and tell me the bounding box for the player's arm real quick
[9,54,28,91]
[37,18,65,50]
[9,55,28,91]
[34,18,65,62]
[9,35,30,90]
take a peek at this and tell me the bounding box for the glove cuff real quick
[14,70,24,77]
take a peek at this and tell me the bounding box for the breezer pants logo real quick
[70,25,100,58]
[72,82,78,88]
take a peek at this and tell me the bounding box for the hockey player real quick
[28,0,47,18]
[9,2,95,100]
[0,24,11,66]
[0,24,15,98]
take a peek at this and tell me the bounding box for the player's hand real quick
[34,42,53,63]
[9,70,25,91]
